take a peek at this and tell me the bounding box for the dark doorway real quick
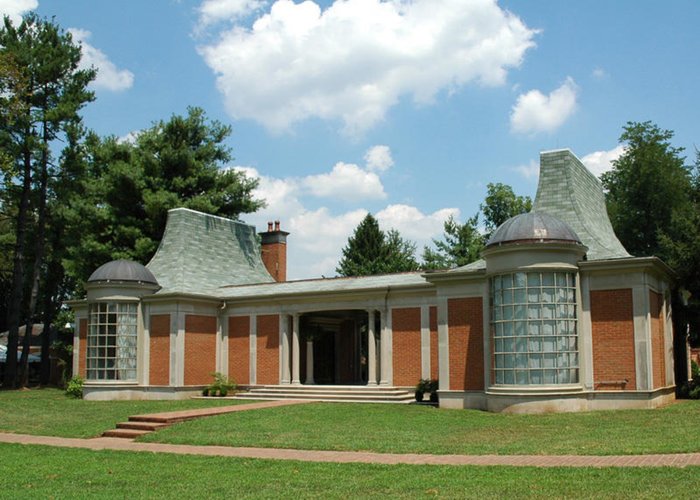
[300,310,371,385]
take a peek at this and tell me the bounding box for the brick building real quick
[69,150,676,412]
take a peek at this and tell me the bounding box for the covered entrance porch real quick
[280,308,392,387]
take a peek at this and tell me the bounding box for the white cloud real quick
[364,145,393,172]
[196,0,266,31]
[376,204,458,243]
[304,162,386,201]
[197,0,536,134]
[68,28,134,92]
[514,159,540,180]
[510,77,578,135]
[117,130,141,144]
[234,154,457,279]
[581,145,625,177]
[0,0,37,25]
[592,67,607,80]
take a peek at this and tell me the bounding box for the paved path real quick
[128,399,312,423]
[1,432,699,468]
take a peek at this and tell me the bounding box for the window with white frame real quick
[491,271,579,385]
[86,302,138,381]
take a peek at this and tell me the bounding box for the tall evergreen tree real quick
[336,214,418,276]
[0,13,95,387]
[61,107,265,290]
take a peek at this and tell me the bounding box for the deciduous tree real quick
[602,121,699,383]
[422,214,484,270]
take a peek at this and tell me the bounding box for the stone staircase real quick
[234,385,415,404]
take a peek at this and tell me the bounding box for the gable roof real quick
[146,208,274,295]
[533,149,630,261]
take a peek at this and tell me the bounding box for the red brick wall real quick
[228,316,250,385]
[392,307,422,387]
[448,298,484,391]
[649,291,666,389]
[79,318,87,378]
[591,289,636,390]
[430,306,438,380]
[184,315,217,386]
[149,314,170,386]
[256,314,279,384]
[261,242,287,282]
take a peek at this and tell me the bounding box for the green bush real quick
[692,360,699,379]
[65,376,84,399]
[415,378,439,403]
[203,372,236,397]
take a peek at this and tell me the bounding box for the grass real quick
[140,400,700,456]
[0,388,244,438]
[0,443,697,499]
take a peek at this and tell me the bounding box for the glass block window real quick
[87,302,138,381]
[491,271,578,385]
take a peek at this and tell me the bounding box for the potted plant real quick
[415,378,439,404]
[203,372,237,397]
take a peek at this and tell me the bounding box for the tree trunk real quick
[40,256,62,386]
[19,119,51,387]
[3,131,33,389]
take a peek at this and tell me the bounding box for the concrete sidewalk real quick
[1,432,699,468]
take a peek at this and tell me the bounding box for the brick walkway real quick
[128,399,313,423]
[1,432,699,468]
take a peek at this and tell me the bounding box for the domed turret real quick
[88,259,159,285]
[486,212,583,248]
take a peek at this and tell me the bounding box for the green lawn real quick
[140,400,700,456]
[0,443,697,499]
[0,388,244,438]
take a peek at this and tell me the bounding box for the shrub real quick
[690,385,700,400]
[415,378,439,403]
[203,372,236,397]
[65,376,84,399]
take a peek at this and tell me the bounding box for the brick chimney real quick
[259,220,289,282]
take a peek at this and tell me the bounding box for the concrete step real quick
[235,385,415,404]
[235,393,414,404]
[102,428,152,439]
[116,421,169,431]
[250,388,411,396]
[254,384,409,392]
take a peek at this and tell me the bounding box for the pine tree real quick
[1,13,95,387]
[336,214,418,276]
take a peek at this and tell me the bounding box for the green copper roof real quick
[146,208,274,295]
[533,149,630,260]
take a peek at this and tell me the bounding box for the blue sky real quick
[3,0,699,279]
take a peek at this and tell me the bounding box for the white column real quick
[367,310,377,386]
[292,314,301,385]
[174,310,185,387]
[306,340,315,384]
[632,285,652,390]
[437,297,450,391]
[420,305,430,380]
[249,315,257,385]
[379,309,393,386]
[280,314,291,384]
